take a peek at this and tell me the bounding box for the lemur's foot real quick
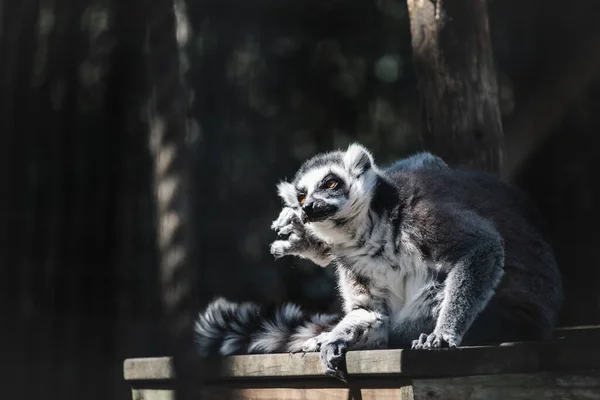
[411,332,458,349]
[320,339,349,382]
[299,332,331,353]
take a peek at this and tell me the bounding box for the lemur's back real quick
[387,166,563,342]
[388,167,550,242]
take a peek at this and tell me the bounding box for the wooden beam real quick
[406,0,504,175]
[128,367,600,400]
[124,333,600,382]
[553,325,600,341]
[410,369,600,400]
[125,329,600,400]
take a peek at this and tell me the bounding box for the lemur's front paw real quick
[270,233,305,259]
[300,332,331,353]
[270,239,292,259]
[271,207,302,235]
[411,332,458,350]
[270,207,308,259]
[320,339,349,382]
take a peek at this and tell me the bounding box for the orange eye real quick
[298,195,306,205]
[326,179,339,189]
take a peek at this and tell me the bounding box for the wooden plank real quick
[553,325,600,341]
[348,345,539,378]
[124,336,600,382]
[537,341,600,372]
[132,389,174,400]
[133,379,416,400]
[196,377,413,389]
[499,339,600,372]
[125,353,325,381]
[197,387,412,400]
[124,328,600,400]
[411,369,600,400]
[124,344,539,381]
[131,370,600,400]
[125,357,175,380]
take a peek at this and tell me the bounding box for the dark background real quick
[1,0,599,398]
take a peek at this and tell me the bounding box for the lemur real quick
[194,143,563,382]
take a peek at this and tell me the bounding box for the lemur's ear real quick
[276,181,298,207]
[343,143,374,176]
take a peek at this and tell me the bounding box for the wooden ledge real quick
[124,327,600,400]
[124,326,600,383]
[124,345,533,381]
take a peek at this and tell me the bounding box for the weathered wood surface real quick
[553,325,600,341]
[199,386,413,400]
[130,370,600,400]
[411,369,600,400]
[125,326,600,382]
[125,326,600,399]
[125,344,538,381]
[133,386,413,400]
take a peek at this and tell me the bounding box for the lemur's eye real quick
[325,178,340,189]
[298,194,306,205]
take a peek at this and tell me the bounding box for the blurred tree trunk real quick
[143,0,201,398]
[406,0,504,175]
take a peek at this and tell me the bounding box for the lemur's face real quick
[292,167,349,223]
[276,143,378,226]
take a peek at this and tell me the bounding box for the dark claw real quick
[320,340,349,382]
[289,349,308,358]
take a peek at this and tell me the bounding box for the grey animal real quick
[194,144,563,382]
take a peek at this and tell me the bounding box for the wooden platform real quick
[124,326,600,399]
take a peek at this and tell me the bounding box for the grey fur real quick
[385,151,449,172]
[194,297,340,356]
[194,143,563,383]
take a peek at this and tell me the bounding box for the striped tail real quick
[194,297,340,356]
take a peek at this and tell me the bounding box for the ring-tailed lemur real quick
[194,144,563,382]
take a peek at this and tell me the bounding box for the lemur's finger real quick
[277,224,296,236]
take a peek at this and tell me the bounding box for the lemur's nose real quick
[301,201,315,223]
[302,201,314,212]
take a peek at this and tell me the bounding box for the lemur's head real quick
[277,143,380,227]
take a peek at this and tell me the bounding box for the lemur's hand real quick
[271,207,303,237]
[270,207,333,266]
[270,207,309,258]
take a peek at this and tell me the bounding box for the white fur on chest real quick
[333,216,434,325]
